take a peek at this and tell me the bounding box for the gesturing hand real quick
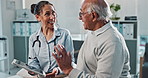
[52,44,73,75]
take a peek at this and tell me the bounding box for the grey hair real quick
[86,2,112,21]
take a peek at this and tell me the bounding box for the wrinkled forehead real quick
[80,1,90,11]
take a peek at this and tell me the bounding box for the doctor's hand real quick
[52,44,73,75]
[28,71,37,76]
[45,68,57,78]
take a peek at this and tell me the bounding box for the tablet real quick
[55,73,67,78]
[11,59,46,77]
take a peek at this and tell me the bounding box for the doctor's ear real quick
[92,12,99,22]
[35,15,41,22]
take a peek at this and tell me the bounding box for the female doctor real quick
[28,1,75,78]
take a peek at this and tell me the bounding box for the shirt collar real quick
[36,26,61,43]
[91,21,112,36]
[54,26,61,37]
[36,26,61,37]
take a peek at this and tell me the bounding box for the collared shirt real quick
[28,26,74,73]
[69,21,131,78]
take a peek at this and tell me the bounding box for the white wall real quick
[51,0,82,34]
[0,0,23,69]
[137,0,148,35]
[24,0,42,9]
[0,0,2,35]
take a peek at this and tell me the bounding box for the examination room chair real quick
[73,40,84,64]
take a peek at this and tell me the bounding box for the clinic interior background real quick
[0,0,148,76]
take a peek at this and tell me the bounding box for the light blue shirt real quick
[28,26,75,73]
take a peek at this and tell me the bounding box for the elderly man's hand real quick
[52,44,73,75]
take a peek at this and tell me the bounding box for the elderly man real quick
[53,0,131,78]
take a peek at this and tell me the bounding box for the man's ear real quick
[92,12,99,22]
[35,15,41,22]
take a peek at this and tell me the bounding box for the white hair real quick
[86,1,112,21]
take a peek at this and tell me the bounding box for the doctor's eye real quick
[45,12,50,17]
[44,11,56,17]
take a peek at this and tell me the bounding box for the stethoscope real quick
[29,35,60,59]
[29,35,60,72]
[29,18,60,58]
